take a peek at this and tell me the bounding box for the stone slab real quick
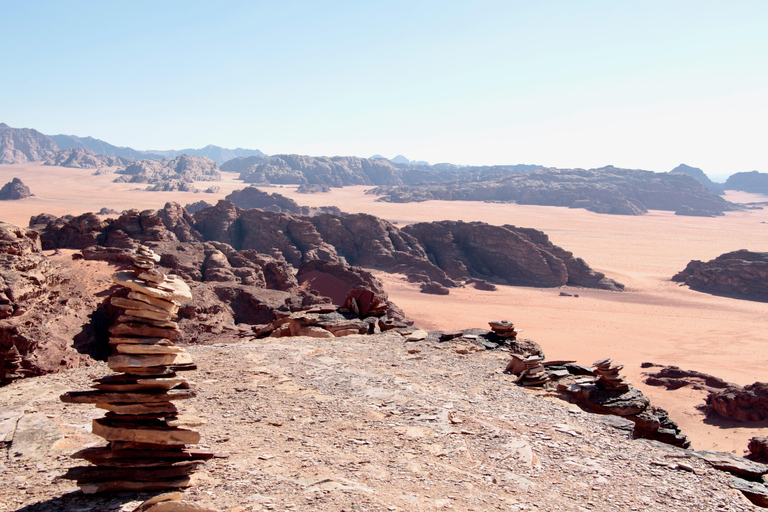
[61,389,195,404]
[111,297,177,315]
[110,322,180,340]
[8,412,63,460]
[114,271,192,302]
[79,476,193,494]
[96,402,179,415]
[128,291,180,312]
[110,336,174,345]
[116,344,186,355]
[117,315,179,329]
[109,353,185,369]
[92,418,200,445]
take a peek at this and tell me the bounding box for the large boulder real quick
[706,382,768,422]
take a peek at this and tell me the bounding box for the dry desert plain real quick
[1,162,767,454]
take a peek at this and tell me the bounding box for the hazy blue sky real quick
[2,1,766,175]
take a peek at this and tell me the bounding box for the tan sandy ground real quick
[1,163,767,453]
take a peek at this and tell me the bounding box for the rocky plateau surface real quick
[0,332,762,511]
[672,250,768,301]
[368,166,738,215]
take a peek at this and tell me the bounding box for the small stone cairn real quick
[488,320,520,341]
[593,357,631,391]
[1,344,28,384]
[517,355,549,387]
[60,245,213,494]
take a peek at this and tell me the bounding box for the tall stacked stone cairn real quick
[592,358,631,391]
[1,344,29,384]
[60,245,213,494]
[488,320,520,341]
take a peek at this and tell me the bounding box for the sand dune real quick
[1,163,767,452]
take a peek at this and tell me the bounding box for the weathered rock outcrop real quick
[725,170,768,195]
[672,250,768,300]
[401,221,623,290]
[706,382,768,422]
[369,166,738,215]
[225,187,303,214]
[0,178,33,200]
[43,148,132,169]
[671,164,725,195]
[235,154,402,186]
[114,155,221,187]
[0,223,104,375]
[0,123,59,164]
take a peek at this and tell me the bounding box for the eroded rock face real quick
[0,223,103,375]
[0,178,33,200]
[402,221,623,290]
[225,187,303,214]
[706,382,768,422]
[672,250,768,301]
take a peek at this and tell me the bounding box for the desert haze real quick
[1,162,767,454]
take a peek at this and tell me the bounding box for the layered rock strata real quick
[60,246,211,493]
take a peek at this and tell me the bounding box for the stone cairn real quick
[60,245,213,494]
[517,355,549,387]
[592,358,631,391]
[488,320,520,341]
[1,344,28,384]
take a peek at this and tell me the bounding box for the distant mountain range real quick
[49,134,265,165]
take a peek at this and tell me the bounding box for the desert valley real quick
[1,125,768,510]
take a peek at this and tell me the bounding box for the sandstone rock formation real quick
[401,221,623,290]
[0,178,32,200]
[725,170,768,194]
[0,123,59,164]
[43,148,132,169]
[224,186,303,214]
[0,223,105,375]
[671,164,725,195]
[672,250,768,300]
[114,155,221,190]
[369,166,738,215]
[234,154,402,186]
[706,382,768,422]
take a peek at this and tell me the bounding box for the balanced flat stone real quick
[96,402,179,415]
[110,366,178,377]
[79,476,193,494]
[109,353,185,369]
[110,336,174,345]
[111,297,176,315]
[62,463,201,482]
[117,314,179,329]
[166,415,206,427]
[61,389,196,404]
[136,268,169,284]
[72,447,214,463]
[113,271,193,302]
[116,344,186,355]
[92,377,188,392]
[92,418,201,445]
[110,322,180,340]
[127,291,180,312]
[119,308,176,322]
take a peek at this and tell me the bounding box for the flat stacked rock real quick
[1,344,29,384]
[60,246,212,494]
[593,358,631,391]
[489,320,521,341]
[517,355,550,387]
